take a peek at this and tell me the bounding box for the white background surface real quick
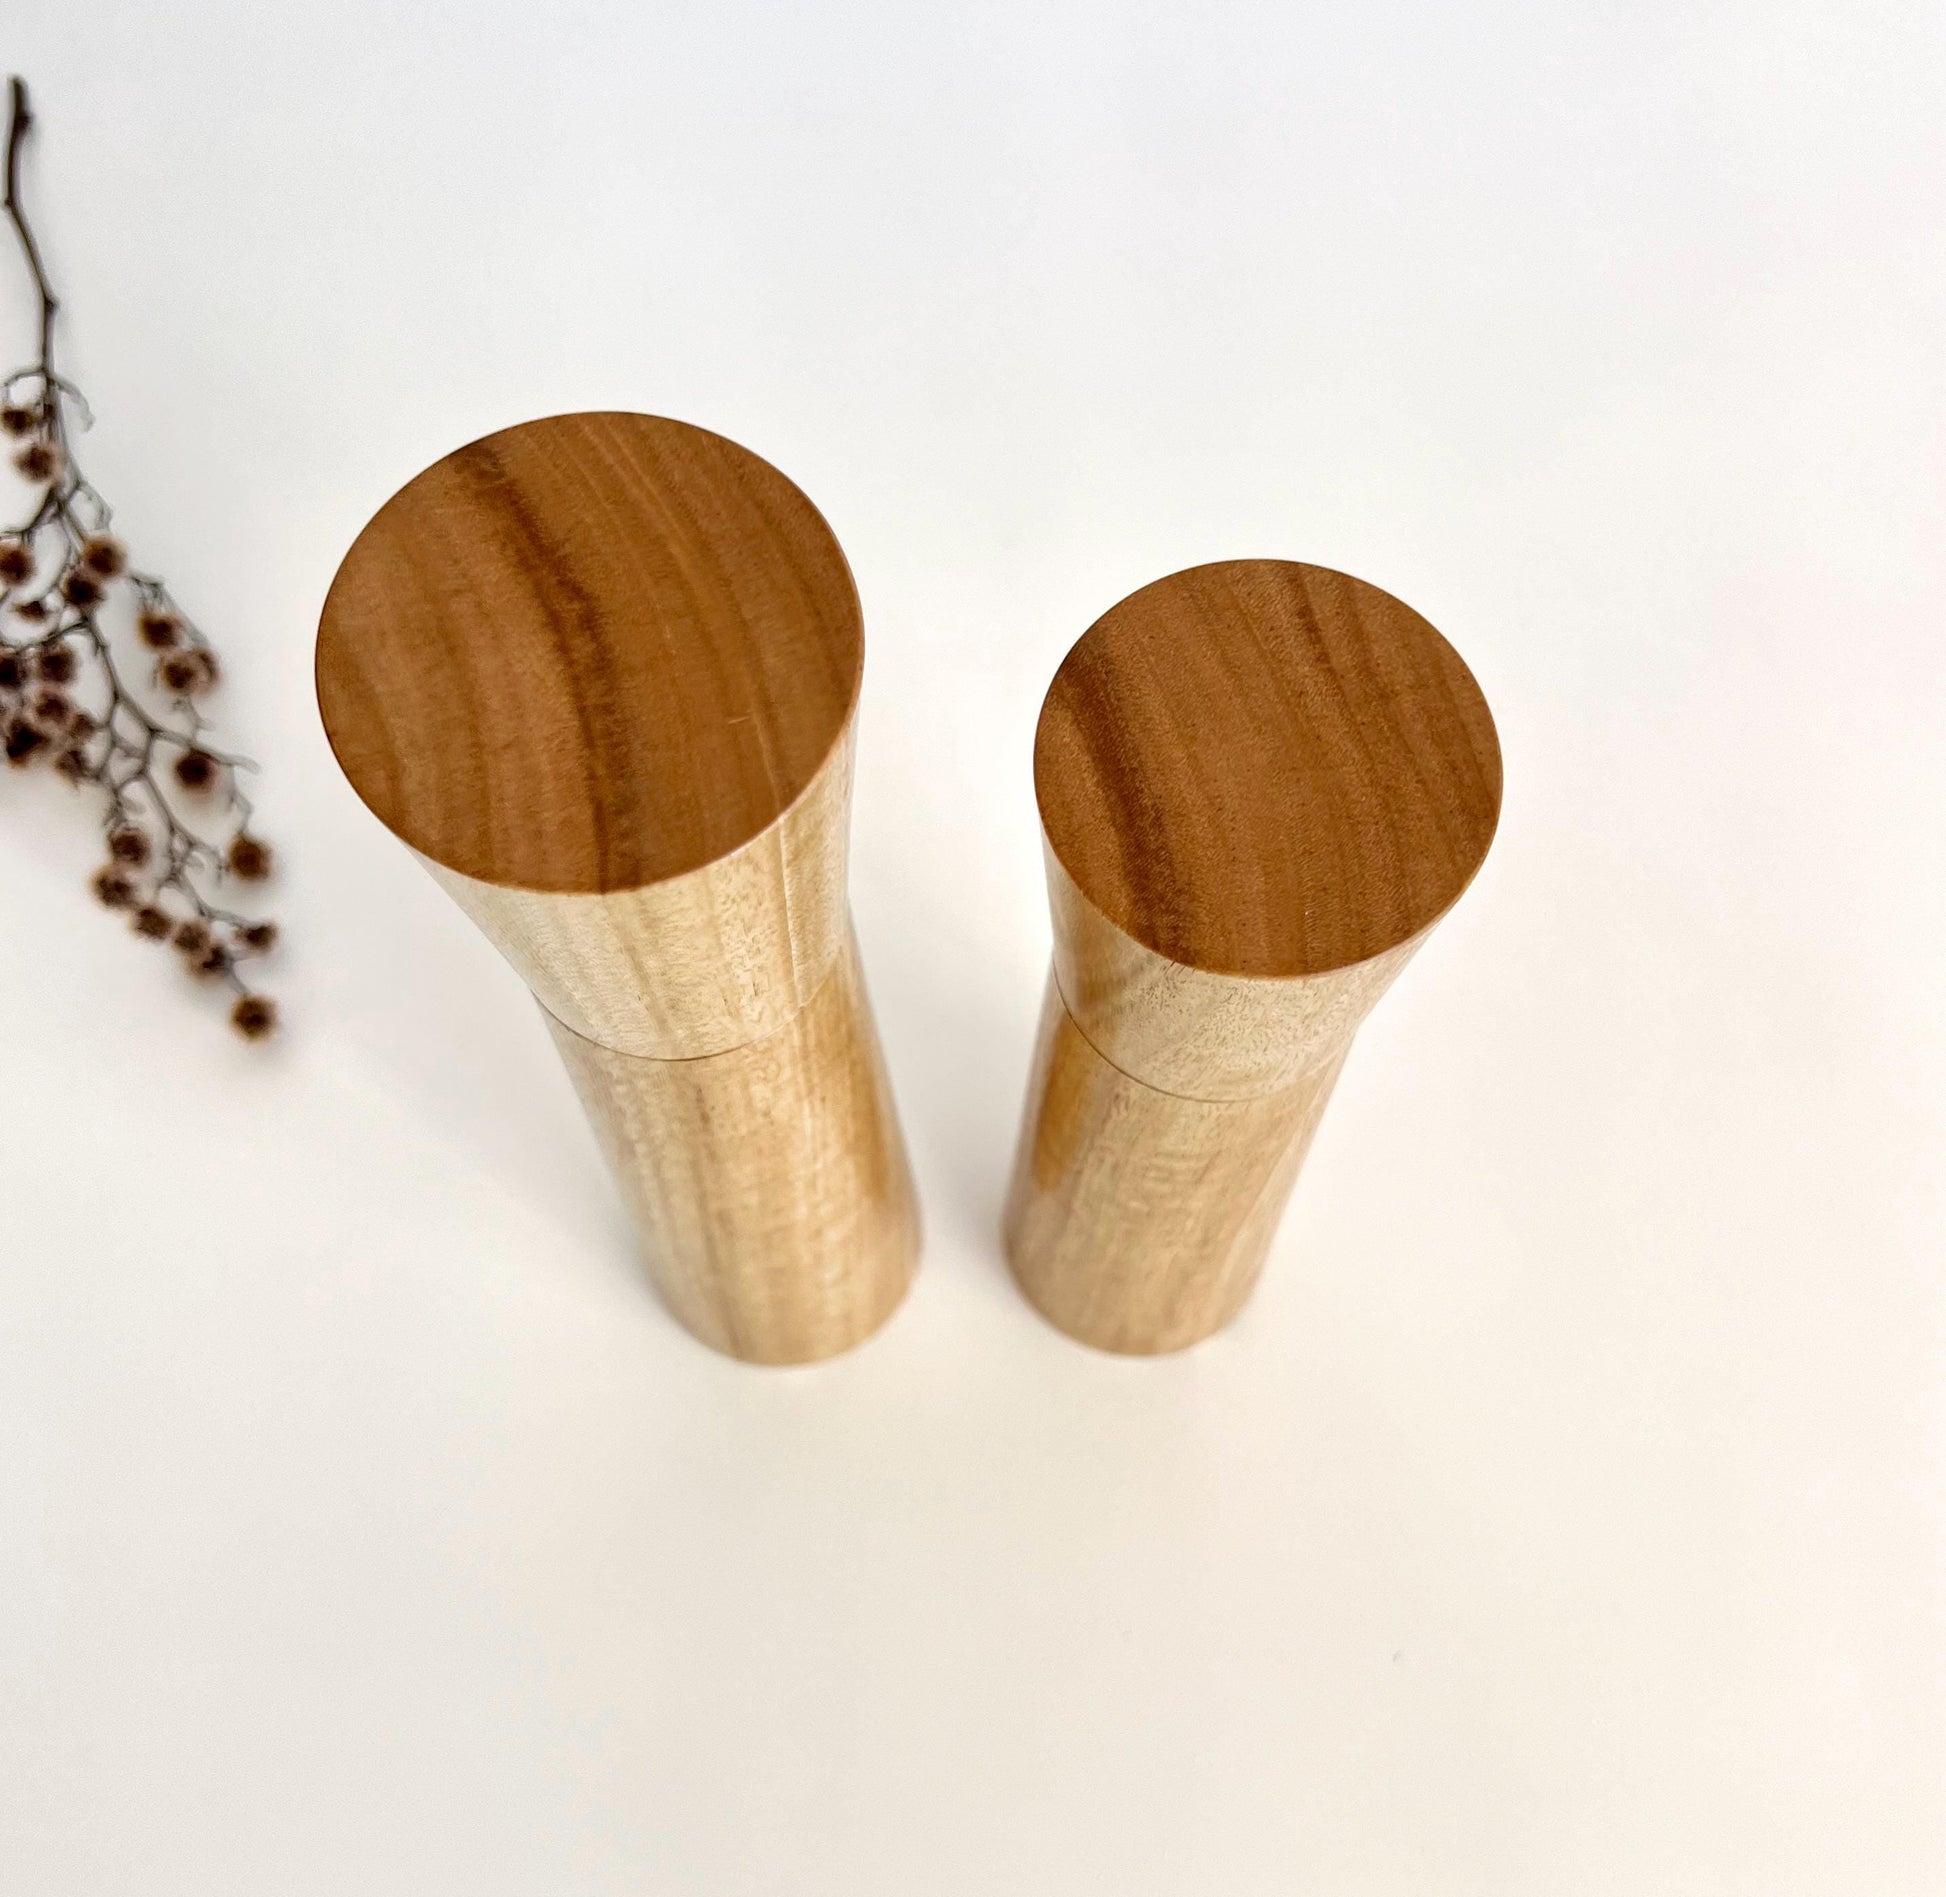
[3,4,1943,1891]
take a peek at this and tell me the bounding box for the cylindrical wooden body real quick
[1007,560,1501,1355]
[550,930,915,1363]
[317,412,918,1363]
[1005,974,1347,1355]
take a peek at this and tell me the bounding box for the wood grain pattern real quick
[420,728,852,1059]
[1045,845,1426,1099]
[1008,560,1501,1354]
[1035,560,1500,979]
[548,933,917,1365]
[315,412,916,1363]
[317,411,862,894]
[1005,975,1345,1356]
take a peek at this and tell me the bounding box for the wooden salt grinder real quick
[1005,560,1502,1355]
[317,412,919,1365]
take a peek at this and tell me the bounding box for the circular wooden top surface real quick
[1034,560,1502,979]
[317,412,863,893]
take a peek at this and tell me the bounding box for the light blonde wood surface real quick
[1005,975,1349,1356]
[316,412,917,1362]
[419,728,852,1060]
[1045,846,1429,1099]
[549,932,916,1365]
[1009,560,1501,1355]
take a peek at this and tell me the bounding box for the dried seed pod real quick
[172,749,218,793]
[231,994,277,1039]
[79,534,126,578]
[90,864,137,908]
[157,647,218,696]
[227,833,272,880]
[13,439,61,483]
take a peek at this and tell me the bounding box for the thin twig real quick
[3,79,56,377]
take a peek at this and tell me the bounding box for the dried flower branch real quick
[3,76,279,1039]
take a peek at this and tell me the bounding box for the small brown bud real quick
[13,441,62,484]
[54,747,90,782]
[194,944,233,980]
[91,865,138,909]
[59,569,102,609]
[5,720,46,765]
[0,539,31,586]
[33,643,74,683]
[132,904,172,940]
[32,689,70,727]
[107,825,151,865]
[80,536,127,579]
[0,651,21,690]
[173,749,219,793]
[231,993,278,1040]
[12,598,48,624]
[238,920,279,953]
[173,918,212,955]
[137,610,182,649]
[158,648,219,696]
[66,710,98,741]
[0,404,36,437]
[227,833,273,880]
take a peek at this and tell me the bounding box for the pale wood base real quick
[1003,973,1347,1355]
[547,929,919,1365]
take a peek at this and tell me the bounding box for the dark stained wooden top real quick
[316,412,863,892]
[1034,560,1502,979]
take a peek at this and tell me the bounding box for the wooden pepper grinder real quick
[1005,560,1502,1355]
[317,412,919,1364]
